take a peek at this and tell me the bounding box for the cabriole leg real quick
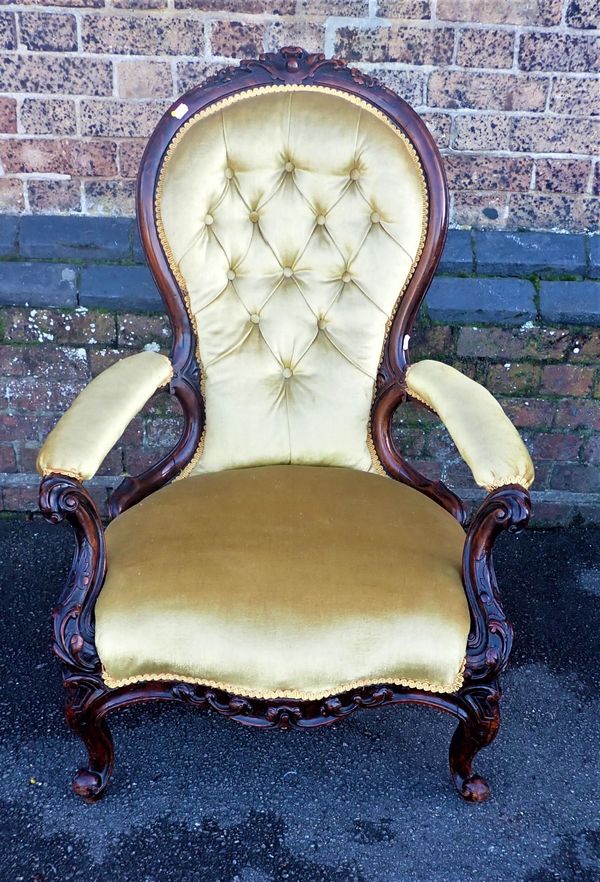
[449,681,501,803]
[65,688,114,802]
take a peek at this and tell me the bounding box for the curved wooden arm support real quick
[371,379,467,524]
[39,474,105,677]
[463,484,531,682]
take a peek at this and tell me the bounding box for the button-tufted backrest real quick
[158,85,427,476]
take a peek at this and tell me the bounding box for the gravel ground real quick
[1,517,599,882]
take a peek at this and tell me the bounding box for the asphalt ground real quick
[1,517,599,882]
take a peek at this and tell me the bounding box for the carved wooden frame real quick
[39,48,531,804]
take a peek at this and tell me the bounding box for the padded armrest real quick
[405,360,534,491]
[37,351,173,481]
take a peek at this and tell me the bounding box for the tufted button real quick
[285,161,295,173]
[249,210,260,223]
[318,318,327,330]
[370,211,381,224]
[316,214,326,226]
[282,266,293,278]
[227,268,236,281]
[342,271,352,283]
[225,167,235,179]
[282,367,293,379]
[350,167,360,181]
[250,313,260,324]
[204,213,214,226]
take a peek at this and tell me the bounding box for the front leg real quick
[449,680,501,802]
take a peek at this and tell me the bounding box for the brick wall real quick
[0,216,598,525]
[0,0,599,231]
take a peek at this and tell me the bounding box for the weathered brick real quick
[176,61,228,94]
[0,55,113,96]
[446,155,532,193]
[0,97,16,134]
[582,436,600,464]
[428,71,547,112]
[570,332,600,363]
[80,100,170,138]
[0,444,17,473]
[519,32,600,73]
[118,313,171,347]
[566,0,600,28]
[0,307,116,347]
[81,13,205,56]
[20,215,132,261]
[265,20,325,57]
[550,77,600,117]
[20,98,77,136]
[0,216,18,258]
[550,463,600,492]
[81,265,161,311]
[0,263,77,309]
[376,0,430,15]
[457,327,573,361]
[508,193,581,232]
[27,179,82,215]
[534,159,592,195]
[112,0,168,7]
[116,61,174,99]
[0,139,117,177]
[176,0,294,9]
[334,25,454,65]
[0,180,24,213]
[532,432,581,460]
[500,397,558,429]
[0,344,89,380]
[1,377,86,412]
[452,191,509,229]
[0,12,16,49]
[554,398,600,430]
[475,230,587,277]
[487,362,541,395]
[0,411,54,444]
[437,229,473,274]
[124,446,173,475]
[118,140,146,179]
[542,364,595,396]
[211,20,266,58]
[421,113,451,147]
[410,324,454,357]
[453,114,512,152]
[427,277,536,325]
[85,180,136,217]
[18,11,77,52]
[2,481,40,513]
[510,116,600,154]
[456,28,514,69]
[145,417,183,448]
[439,0,561,22]
[540,281,600,325]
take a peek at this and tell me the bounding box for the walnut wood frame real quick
[39,48,531,804]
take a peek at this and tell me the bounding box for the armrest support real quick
[36,351,173,482]
[405,360,534,491]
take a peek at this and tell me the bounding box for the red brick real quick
[456,28,514,68]
[500,397,558,429]
[118,314,171,348]
[532,432,581,461]
[1,308,116,347]
[534,159,592,195]
[438,0,561,24]
[571,333,600,364]
[0,97,16,134]
[550,463,600,492]
[391,424,427,457]
[89,347,135,375]
[81,13,205,56]
[519,32,600,73]
[411,325,454,357]
[124,446,173,475]
[2,482,39,512]
[1,378,86,412]
[211,20,266,58]
[0,412,56,444]
[411,459,442,480]
[0,179,24,213]
[18,11,77,52]
[27,179,82,214]
[428,71,547,112]
[0,445,17,473]
[20,98,77,136]
[145,416,183,447]
[0,139,117,177]
[446,155,532,192]
[0,345,89,380]
[541,364,595,396]
[334,25,454,65]
[457,327,572,361]
[582,436,600,464]
[554,399,600,430]
[487,363,541,395]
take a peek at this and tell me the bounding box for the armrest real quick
[37,351,173,481]
[405,359,534,491]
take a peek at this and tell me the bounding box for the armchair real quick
[37,47,533,803]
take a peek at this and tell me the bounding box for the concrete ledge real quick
[540,280,600,325]
[426,276,537,325]
[80,264,161,310]
[20,215,133,261]
[438,229,473,274]
[0,262,78,308]
[474,230,587,277]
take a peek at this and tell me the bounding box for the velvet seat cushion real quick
[95,465,470,699]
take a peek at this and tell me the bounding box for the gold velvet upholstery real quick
[95,465,470,699]
[36,351,173,481]
[406,360,535,491]
[158,86,427,476]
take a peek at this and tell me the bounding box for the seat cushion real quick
[95,466,470,699]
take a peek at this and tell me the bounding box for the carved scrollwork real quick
[463,485,531,681]
[39,475,106,675]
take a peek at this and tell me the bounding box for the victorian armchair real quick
[37,47,534,803]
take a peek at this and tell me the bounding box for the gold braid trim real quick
[154,83,429,479]
[101,656,465,698]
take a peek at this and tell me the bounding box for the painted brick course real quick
[0,0,597,231]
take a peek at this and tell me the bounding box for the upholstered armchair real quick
[37,47,534,803]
